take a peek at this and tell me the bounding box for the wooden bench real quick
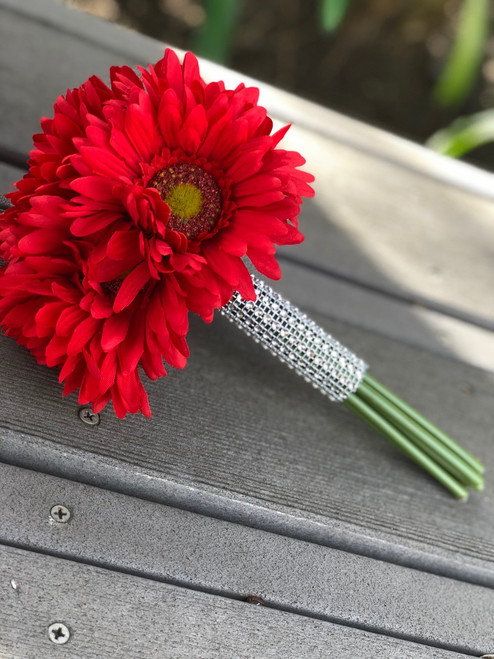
[0,1,493,656]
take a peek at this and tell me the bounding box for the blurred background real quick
[63,0,494,171]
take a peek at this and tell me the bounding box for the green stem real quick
[344,394,469,500]
[357,382,483,490]
[364,374,484,475]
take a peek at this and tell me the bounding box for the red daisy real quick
[0,49,314,418]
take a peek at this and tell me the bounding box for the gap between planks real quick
[1,463,492,656]
[0,543,477,659]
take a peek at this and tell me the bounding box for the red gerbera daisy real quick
[0,49,314,418]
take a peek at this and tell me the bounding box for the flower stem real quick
[357,382,483,490]
[363,374,484,475]
[344,393,469,500]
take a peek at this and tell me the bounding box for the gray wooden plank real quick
[276,260,494,372]
[0,544,476,659]
[0,167,493,591]
[282,123,494,329]
[0,0,165,156]
[2,462,492,653]
[0,162,24,192]
[0,307,493,588]
[1,0,493,327]
[0,0,493,599]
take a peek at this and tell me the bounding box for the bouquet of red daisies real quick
[0,49,483,499]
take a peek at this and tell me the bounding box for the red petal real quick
[159,279,188,335]
[113,262,150,313]
[92,390,112,414]
[45,335,69,367]
[201,243,238,287]
[56,306,87,335]
[182,51,201,86]
[234,210,289,238]
[101,310,132,351]
[2,299,42,328]
[89,252,142,283]
[271,124,290,146]
[71,211,121,237]
[234,175,281,197]
[237,190,285,207]
[83,346,102,380]
[79,146,133,181]
[66,315,101,355]
[247,247,282,280]
[71,176,120,204]
[226,149,264,181]
[158,92,182,147]
[18,230,63,255]
[107,230,139,261]
[179,104,208,153]
[118,316,145,375]
[163,48,184,99]
[90,294,114,319]
[35,301,68,328]
[234,262,256,300]
[100,350,117,391]
[125,100,160,162]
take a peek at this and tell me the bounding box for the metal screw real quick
[50,505,71,523]
[79,407,100,426]
[48,622,70,645]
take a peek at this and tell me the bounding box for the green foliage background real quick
[65,0,494,169]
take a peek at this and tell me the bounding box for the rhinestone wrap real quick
[221,277,367,402]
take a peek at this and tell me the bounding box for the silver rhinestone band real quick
[221,277,367,402]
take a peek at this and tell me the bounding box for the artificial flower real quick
[0,49,314,418]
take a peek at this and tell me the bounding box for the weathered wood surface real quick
[0,0,493,581]
[0,283,492,588]
[2,463,493,653]
[1,0,493,655]
[0,544,475,659]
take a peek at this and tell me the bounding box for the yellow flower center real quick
[149,162,222,240]
[165,183,203,221]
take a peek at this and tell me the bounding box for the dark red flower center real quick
[149,162,222,240]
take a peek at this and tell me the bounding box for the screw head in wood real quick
[50,505,71,523]
[48,622,70,644]
[79,407,100,426]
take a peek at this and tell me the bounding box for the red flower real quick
[0,49,314,418]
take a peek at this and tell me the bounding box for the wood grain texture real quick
[0,309,492,587]
[2,463,493,653]
[0,544,475,659]
[1,0,493,327]
[0,0,493,608]
[2,164,494,579]
[275,260,494,372]
[282,123,494,328]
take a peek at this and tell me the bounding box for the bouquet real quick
[0,49,483,499]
